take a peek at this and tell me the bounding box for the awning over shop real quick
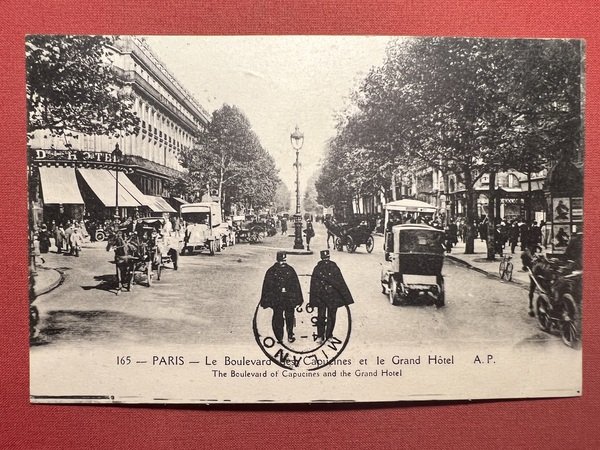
[172,197,187,204]
[38,166,84,204]
[145,195,176,213]
[78,168,142,208]
[106,170,149,207]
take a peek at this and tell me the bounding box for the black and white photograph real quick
[27,35,584,403]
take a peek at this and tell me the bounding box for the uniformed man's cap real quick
[276,251,287,262]
[320,249,330,260]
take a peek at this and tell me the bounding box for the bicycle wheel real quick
[505,262,513,281]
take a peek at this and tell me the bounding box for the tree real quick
[26,35,139,138]
[321,37,582,255]
[177,104,280,214]
[273,182,292,213]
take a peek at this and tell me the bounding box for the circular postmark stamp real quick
[253,273,352,371]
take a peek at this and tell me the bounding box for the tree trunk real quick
[464,170,476,254]
[486,172,497,261]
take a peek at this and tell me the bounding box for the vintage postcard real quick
[28,35,583,403]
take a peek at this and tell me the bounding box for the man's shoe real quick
[288,336,296,343]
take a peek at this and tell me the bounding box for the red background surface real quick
[1,1,599,448]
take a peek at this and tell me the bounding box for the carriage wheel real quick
[560,294,580,348]
[346,236,357,253]
[335,237,343,251]
[536,295,552,332]
[209,240,215,256]
[366,236,374,253]
[95,230,106,242]
[216,238,222,252]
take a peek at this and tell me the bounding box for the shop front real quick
[29,148,177,226]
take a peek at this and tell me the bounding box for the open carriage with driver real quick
[324,219,375,253]
[106,223,172,293]
[527,233,582,348]
[232,215,266,244]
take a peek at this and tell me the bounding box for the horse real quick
[323,219,339,249]
[106,231,139,294]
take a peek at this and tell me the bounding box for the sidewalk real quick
[445,239,530,289]
[32,265,63,297]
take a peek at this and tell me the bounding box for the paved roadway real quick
[31,222,572,354]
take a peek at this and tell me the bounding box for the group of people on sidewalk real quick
[35,220,88,257]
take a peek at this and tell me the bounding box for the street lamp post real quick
[112,143,123,219]
[290,126,304,250]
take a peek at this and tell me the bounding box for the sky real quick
[144,36,390,192]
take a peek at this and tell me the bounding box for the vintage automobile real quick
[383,199,438,259]
[217,218,236,247]
[380,224,446,307]
[180,202,223,255]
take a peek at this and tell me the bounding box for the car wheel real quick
[388,277,399,306]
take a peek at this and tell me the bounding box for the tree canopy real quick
[317,37,583,252]
[26,35,140,138]
[176,104,280,213]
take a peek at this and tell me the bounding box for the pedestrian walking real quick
[64,221,74,255]
[281,217,288,235]
[309,250,354,343]
[54,223,65,253]
[38,224,51,253]
[259,251,303,343]
[509,221,520,254]
[303,221,315,251]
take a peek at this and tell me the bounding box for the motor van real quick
[180,202,223,255]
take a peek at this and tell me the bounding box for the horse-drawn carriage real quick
[233,216,274,243]
[325,220,375,253]
[106,219,177,294]
[527,233,582,348]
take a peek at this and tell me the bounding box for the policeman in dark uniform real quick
[260,251,303,343]
[309,250,354,343]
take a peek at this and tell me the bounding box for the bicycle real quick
[499,254,514,281]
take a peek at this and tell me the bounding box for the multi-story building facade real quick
[29,36,211,224]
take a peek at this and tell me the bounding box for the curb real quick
[32,267,64,297]
[445,254,530,290]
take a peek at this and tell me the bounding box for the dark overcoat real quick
[260,263,304,309]
[309,260,354,308]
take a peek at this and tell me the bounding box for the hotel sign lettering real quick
[32,149,120,163]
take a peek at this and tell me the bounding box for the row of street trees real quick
[317,37,583,254]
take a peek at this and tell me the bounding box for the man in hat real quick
[259,251,303,343]
[309,249,354,343]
